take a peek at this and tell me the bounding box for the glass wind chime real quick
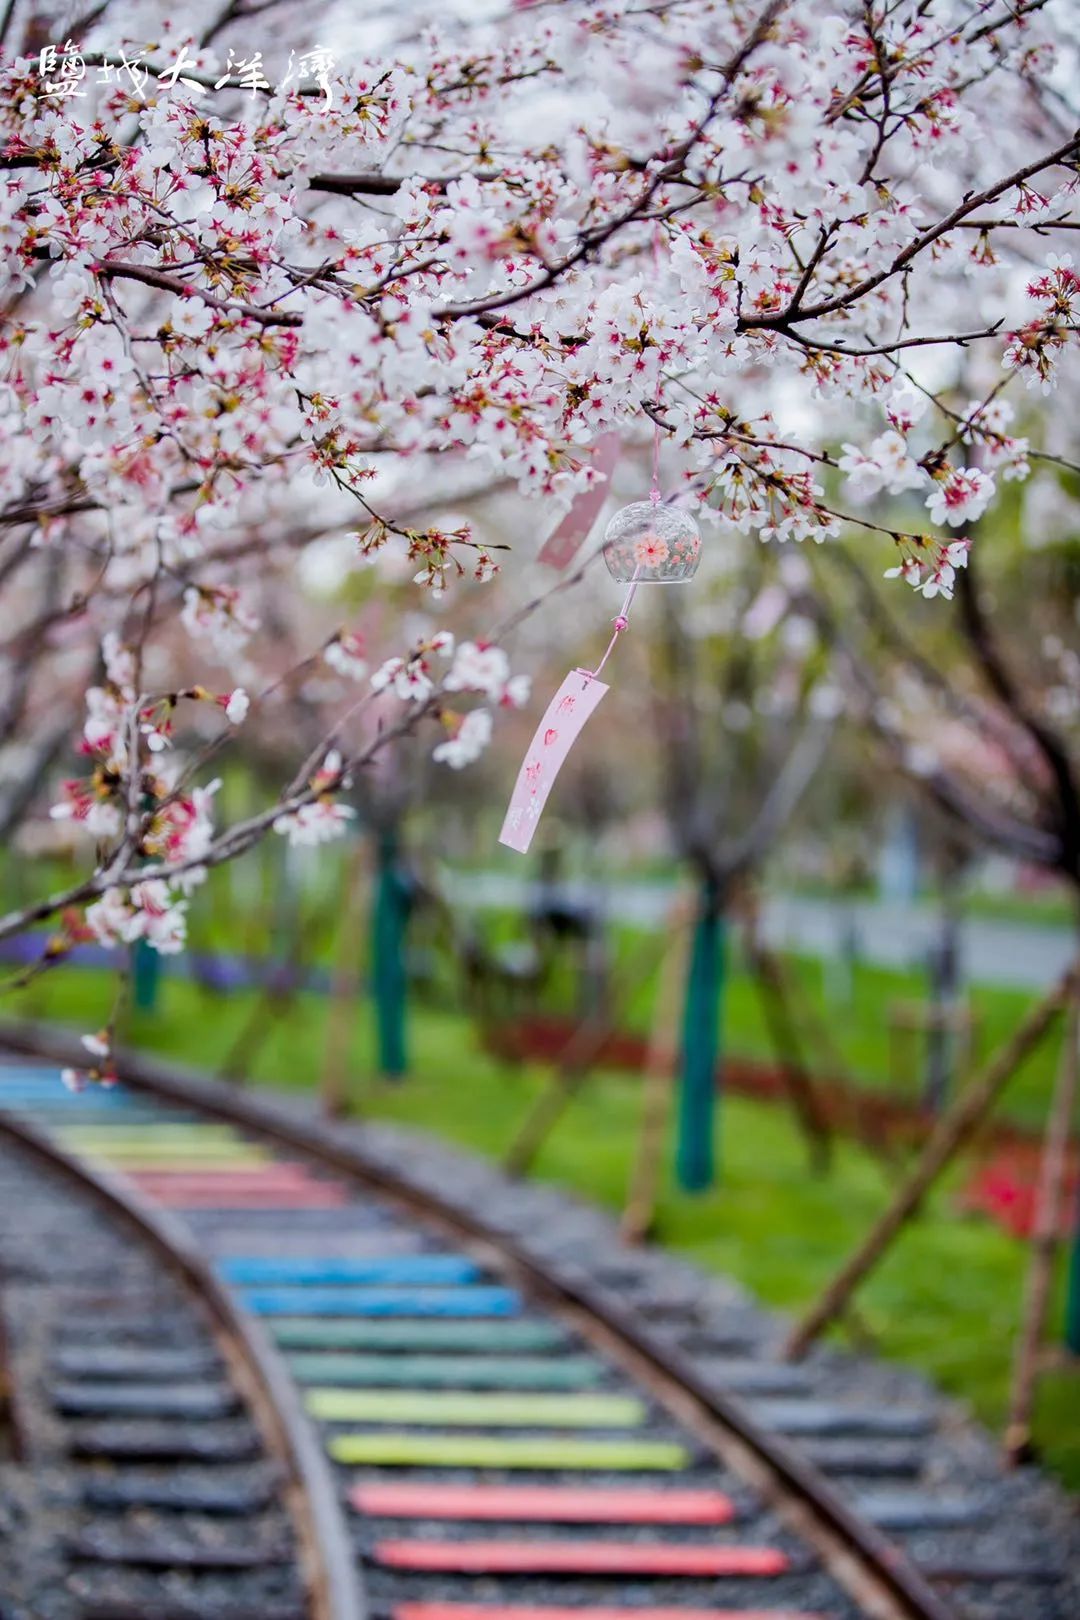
[499,437,700,853]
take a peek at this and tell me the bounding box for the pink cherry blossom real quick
[634,534,670,569]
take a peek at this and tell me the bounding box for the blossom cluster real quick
[47,631,251,955]
[371,632,531,770]
[2,3,1073,579]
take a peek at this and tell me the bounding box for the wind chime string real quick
[583,410,663,683]
[499,227,699,855]
[586,573,639,681]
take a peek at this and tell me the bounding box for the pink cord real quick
[583,575,640,682]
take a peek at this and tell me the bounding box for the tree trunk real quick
[750,939,833,1175]
[622,902,695,1243]
[1004,991,1079,1464]
[320,842,369,1119]
[924,896,962,1112]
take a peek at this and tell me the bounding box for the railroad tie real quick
[56,1124,255,1146]
[241,1284,521,1316]
[218,1253,480,1284]
[286,1351,604,1388]
[63,1148,273,1169]
[83,1474,278,1514]
[51,1381,238,1418]
[853,1490,988,1530]
[306,1389,646,1427]
[372,1540,792,1576]
[51,1346,221,1379]
[390,1610,824,1620]
[350,1482,737,1523]
[124,1169,351,1208]
[327,1433,689,1469]
[76,1605,308,1620]
[750,1399,935,1439]
[269,1317,563,1351]
[67,1530,293,1569]
[70,1422,264,1463]
[123,1164,331,1187]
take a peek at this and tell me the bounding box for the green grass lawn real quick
[8,960,1079,1493]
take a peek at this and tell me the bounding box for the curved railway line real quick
[0,1021,1075,1620]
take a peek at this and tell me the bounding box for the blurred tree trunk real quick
[1005,991,1079,1464]
[321,841,369,1118]
[623,898,694,1242]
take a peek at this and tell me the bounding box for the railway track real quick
[0,1022,1075,1620]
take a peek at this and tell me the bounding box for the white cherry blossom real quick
[433,708,493,769]
[839,432,924,504]
[925,467,995,528]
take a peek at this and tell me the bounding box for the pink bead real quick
[613,615,629,631]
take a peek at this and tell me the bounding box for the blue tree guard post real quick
[675,881,726,1193]
[372,832,411,1081]
[132,937,161,1012]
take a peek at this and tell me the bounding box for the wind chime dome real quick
[602,501,701,583]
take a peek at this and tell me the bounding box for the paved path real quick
[2,878,1069,994]
[442,871,1075,991]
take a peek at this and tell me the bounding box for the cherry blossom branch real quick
[816,545,1050,788]
[0,697,428,948]
[763,134,1080,329]
[434,0,788,323]
[955,553,1080,881]
[776,321,1011,360]
[92,260,304,328]
[808,589,1064,869]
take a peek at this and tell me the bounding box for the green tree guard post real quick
[372,833,410,1080]
[1066,1191,1080,1356]
[675,882,726,1192]
[132,937,161,1012]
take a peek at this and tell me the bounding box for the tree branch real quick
[92,260,304,327]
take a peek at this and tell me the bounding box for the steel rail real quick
[0,1082,365,1620]
[0,1018,956,1620]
